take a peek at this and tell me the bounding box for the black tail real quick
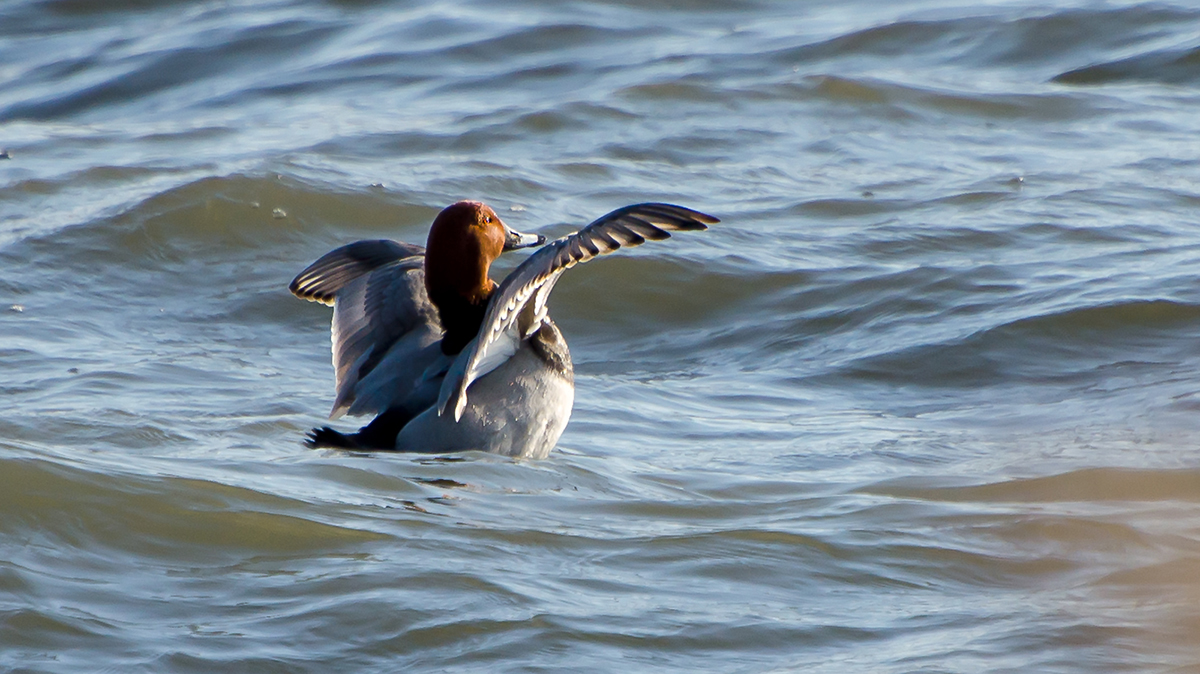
[303,407,415,451]
[305,426,363,449]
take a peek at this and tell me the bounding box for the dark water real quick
[3,0,1200,671]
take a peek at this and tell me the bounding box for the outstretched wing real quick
[437,203,719,421]
[290,239,425,305]
[290,240,441,418]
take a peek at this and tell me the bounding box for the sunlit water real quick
[2,0,1200,671]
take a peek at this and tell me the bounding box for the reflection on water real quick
[2,0,1200,671]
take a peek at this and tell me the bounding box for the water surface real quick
[2,0,1200,671]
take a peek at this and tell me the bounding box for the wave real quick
[1,173,428,263]
[0,457,388,556]
[860,466,1200,503]
[1,16,344,122]
[837,299,1200,387]
[803,75,1094,120]
[1054,46,1200,86]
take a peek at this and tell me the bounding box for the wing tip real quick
[630,202,719,228]
[287,239,424,305]
[290,277,336,305]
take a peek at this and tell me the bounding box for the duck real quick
[289,200,717,459]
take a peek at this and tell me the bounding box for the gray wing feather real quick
[290,239,424,306]
[437,203,718,421]
[290,240,441,418]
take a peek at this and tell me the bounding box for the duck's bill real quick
[503,227,546,251]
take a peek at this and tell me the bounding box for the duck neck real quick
[425,253,496,356]
[431,284,495,355]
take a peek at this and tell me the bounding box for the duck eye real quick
[484,216,493,224]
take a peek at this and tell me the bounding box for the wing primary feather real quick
[580,236,601,257]
[608,223,647,246]
[622,219,671,240]
[290,240,423,305]
[594,231,622,250]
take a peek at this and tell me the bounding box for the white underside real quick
[395,345,574,459]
